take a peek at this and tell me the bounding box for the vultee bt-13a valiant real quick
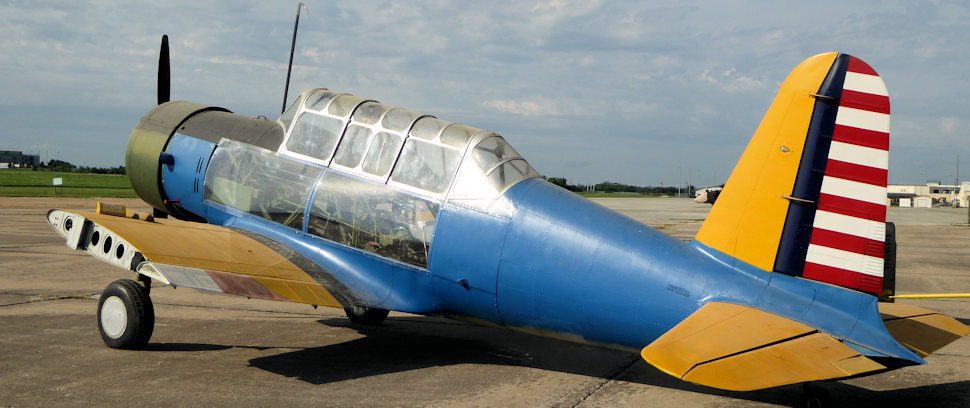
[47,37,968,397]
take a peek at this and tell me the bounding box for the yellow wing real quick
[48,208,345,308]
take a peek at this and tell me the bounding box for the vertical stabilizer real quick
[696,53,890,295]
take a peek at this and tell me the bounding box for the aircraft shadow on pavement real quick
[247,316,674,387]
[818,380,970,407]
[238,316,970,406]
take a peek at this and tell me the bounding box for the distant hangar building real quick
[888,181,970,208]
[0,150,40,168]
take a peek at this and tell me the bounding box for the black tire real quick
[344,305,389,325]
[97,279,154,349]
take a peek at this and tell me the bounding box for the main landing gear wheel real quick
[97,279,154,349]
[344,305,389,325]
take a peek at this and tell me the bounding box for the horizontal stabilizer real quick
[879,302,970,357]
[641,302,885,391]
[47,209,345,308]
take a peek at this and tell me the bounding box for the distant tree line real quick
[544,176,694,196]
[35,159,126,175]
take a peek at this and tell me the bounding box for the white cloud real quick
[724,75,765,92]
[532,0,607,20]
[698,66,765,93]
[699,69,719,85]
[480,99,558,116]
[939,117,963,134]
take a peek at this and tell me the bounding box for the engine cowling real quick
[125,101,285,220]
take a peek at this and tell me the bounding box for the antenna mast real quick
[282,3,307,115]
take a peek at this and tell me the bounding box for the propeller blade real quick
[158,35,171,105]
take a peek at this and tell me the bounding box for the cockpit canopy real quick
[278,88,540,201]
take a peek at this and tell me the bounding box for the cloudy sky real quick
[2,0,969,187]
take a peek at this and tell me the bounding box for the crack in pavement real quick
[570,355,641,408]
[0,291,100,307]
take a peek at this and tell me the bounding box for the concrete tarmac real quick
[1,197,968,407]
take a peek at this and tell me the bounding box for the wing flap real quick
[641,302,886,391]
[879,302,970,357]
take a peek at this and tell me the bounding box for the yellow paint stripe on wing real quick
[695,52,838,272]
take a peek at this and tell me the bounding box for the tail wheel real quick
[797,383,833,408]
[344,305,389,325]
[98,279,154,349]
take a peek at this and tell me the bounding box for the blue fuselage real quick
[161,134,917,361]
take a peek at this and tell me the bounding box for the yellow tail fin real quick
[696,52,891,295]
[696,52,837,271]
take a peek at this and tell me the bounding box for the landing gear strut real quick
[97,278,154,349]
[344,305,389,325]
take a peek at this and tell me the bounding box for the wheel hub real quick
[100,296,128,339]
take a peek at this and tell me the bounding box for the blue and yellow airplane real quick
[47,38,967,394]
